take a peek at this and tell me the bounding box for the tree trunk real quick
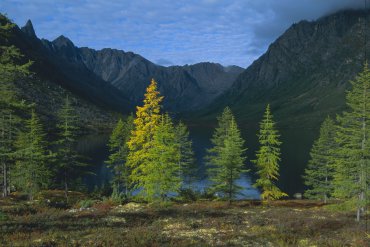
[356,207,361,222]
[228,169,233,206]
[2,162,7,197]
[324,176,328,204]
[6,112,12,196]
[64,170,69,204]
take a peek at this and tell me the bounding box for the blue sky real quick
[0,0,363,67]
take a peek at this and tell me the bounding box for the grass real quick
[0,193,368,246]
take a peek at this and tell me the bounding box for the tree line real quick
[304,64,370,221]
[106,66,369,221]
[0,15,88,202]
[107,78,286,204]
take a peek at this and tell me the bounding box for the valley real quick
[1,5,369,246]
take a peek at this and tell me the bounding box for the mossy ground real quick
[0,192,368,247]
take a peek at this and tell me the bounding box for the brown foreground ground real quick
[0,193,368,247]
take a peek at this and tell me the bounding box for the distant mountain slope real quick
[5,17,243,126]
[17,19,243,113]
[15,20,131,113]
[0,16,120,131]
[194,9,370,195]
[206,9,369,126]
[43,36,243,112]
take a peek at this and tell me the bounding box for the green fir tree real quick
[14,110,51,200]
[333,64,370,221]
[206,107,233,163]
[141,114,181,201]
[253,104,287,202]
[304,116,336,203]
[0,14,32,197]
[55,96,87,202]
[175,121,197,188]
[207,107,247,203]
[106,115,134,197]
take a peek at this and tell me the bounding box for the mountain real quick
[196,9,370,195]
[14,20,132,114]
[3,15,242,129]
[5,10,368,195]
[16,19,243,113]
[43,39,242,112]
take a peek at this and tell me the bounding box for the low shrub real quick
[177,188,199,202]
[0,210,7,221]
[36,190,87,208]
[77,199,97,209]
[93,198,116,212]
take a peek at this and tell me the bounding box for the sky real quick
[0,0,364,67]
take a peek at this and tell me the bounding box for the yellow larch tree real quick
[127,79,163,195]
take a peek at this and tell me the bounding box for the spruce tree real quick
[206,107,233,166]
[106,115,134,197]
[55,96,85,202]
[0,14,32,197]
[303,116,336,203]
[206,107,247,203]
[127,79,163,196]
[253,104,287,202]
[175,121,197,188]
[333,64,370,221]
[14,110,51,200]
[143,114,181,200]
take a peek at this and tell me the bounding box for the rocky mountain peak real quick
[21,19,36,38]
[52,35,75,48]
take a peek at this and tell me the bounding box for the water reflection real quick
[76,131,260,199]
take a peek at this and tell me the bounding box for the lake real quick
[76,130,260,199]
[76,125,316,199]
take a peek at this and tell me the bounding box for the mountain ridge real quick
[19,22,243,113]
[192,9,370,195]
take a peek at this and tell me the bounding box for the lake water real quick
[76,129,260,199]
[76,125,316,199]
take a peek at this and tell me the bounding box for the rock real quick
[294,193,303,200]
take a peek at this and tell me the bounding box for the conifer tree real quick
[175,121,197,187]
[55,96,86,202]
[0,14,32,197]
[253,104,287,202]
[127,79,163,195]
[143,114,181,200]
[207,107,247,203]
[206,107,233,166]
[333,64,370,221]
[14,110,51,200]
[303,116,336,203]
[106,115,134,197]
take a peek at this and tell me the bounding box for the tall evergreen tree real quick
[55,96,86,202]
[253,104,287,202]
[106,115,134,197]
[14,110,51,200]
[143,114,181,200]
[175,121,197,188]
[127,79,163,195]
[0,14,32,197]
[207,107,247,203]
[333,64,370,221]
[303,116,336,203]
[206,107,233,166]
